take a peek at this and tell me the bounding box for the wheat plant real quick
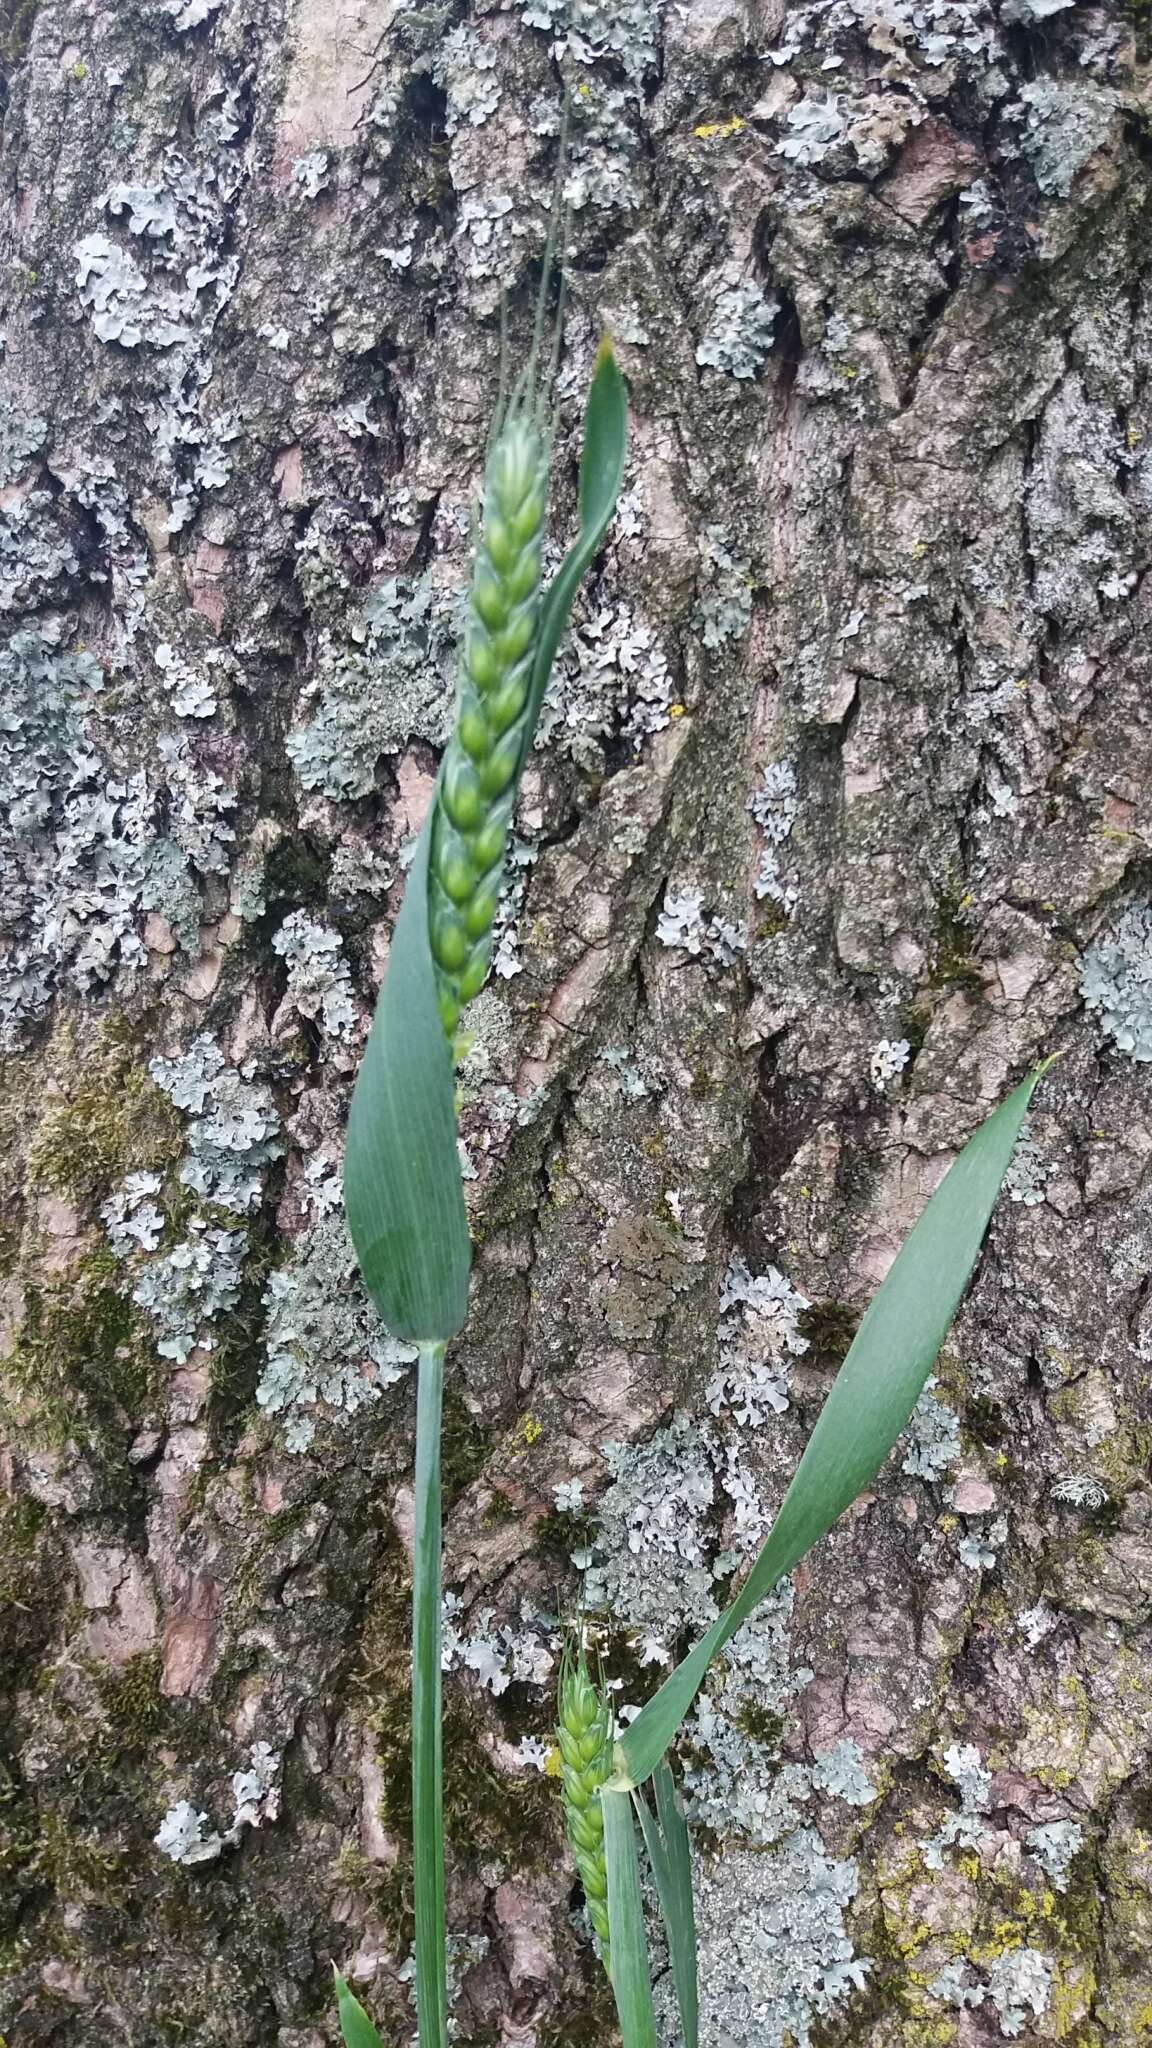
[338,295,1049,2048]
[340,329,626,2048]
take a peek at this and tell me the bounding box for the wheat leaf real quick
[616,1066,1047,1787]
[603,1787,657,2048]
[333,1967,386,2048]
[343,808,471,1345]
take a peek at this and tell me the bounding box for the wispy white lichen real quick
[287,572,455,800]
[272,912,358,1045]
[695,526,753,649]
[1005,1120,1052,1205]
[1026,1819,1083,1890]
[870,1037,910,1089]
[696,282,780,381]
[257,1177,416,1452]
[656,888,747,966]
[924,1743,991,1869]
[708,1255,810,1425]
[149,1036,283,1213]
[1080,907,1152,1061]
[1051,1472,1108,1510]
[901,1381,961,1481]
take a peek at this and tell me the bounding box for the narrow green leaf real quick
[413,1340,448,2048]
[343,811,470,1344]
[603,1787,657,2048]
[333,1968,386,2048]
[617,1067,1046,1787]
[516,339,628,775]
[634,1764,698,2048]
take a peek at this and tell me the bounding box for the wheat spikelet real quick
[427,408,547,1038]
[557,1640,613,1974]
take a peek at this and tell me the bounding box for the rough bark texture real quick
[2,2,1152,2045]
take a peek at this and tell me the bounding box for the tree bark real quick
[2,2,1151,2044]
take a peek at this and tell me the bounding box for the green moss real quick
[263,832,332,912]
[965,1394,1008,1446]
[441,1385,492,1507]
[798,1299,859,1374]
[204,1225,274,1448]
[28,1028,182,1206]
[537,1953,619,2046]
[929,888,983,998]
[95,1651,164,1755]
[3,1250,155,1449]
[734,1700,785,1746]
[533,1506,595,1568]
[0,0,39,69]
[0,1498,61,1685]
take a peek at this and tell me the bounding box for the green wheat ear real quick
[557,1639,614,1977]
[427,407,548,1039]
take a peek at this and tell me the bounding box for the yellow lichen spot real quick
[693,115,745,140]
[543,1743,561,1778]
[73,60,87,79]
[1129,424,1142,449]
[518,1413,542,1446]
[910,540,928,559]
[669,703,686,718]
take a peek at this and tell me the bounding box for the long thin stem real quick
[413,1339,447,2048]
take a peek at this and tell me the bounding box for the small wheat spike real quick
[557,1639,613,1976]
[426,142,570,1041]
[427,403,547,1038]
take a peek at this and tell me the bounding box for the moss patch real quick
[0,1497,61,1691]
[798,1298,859,1374]
[3,1249,155,1450]
[0,0,40,71]
[27,1027,182,1207]
[441,1384,493,1507]
[929,887,983,998]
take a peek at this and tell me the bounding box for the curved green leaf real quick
[516,338,628,776]
[635,1765,697,2048]
[603,1787,657,2048]
[343,807,471,1344]
[333,1967,386,2048]
[615,1066,1048,1788]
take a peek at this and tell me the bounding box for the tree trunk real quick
[2,2,1150,2043]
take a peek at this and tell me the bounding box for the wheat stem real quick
[413,1340,447,2046]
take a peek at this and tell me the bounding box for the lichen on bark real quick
[2,1,1152,2043]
